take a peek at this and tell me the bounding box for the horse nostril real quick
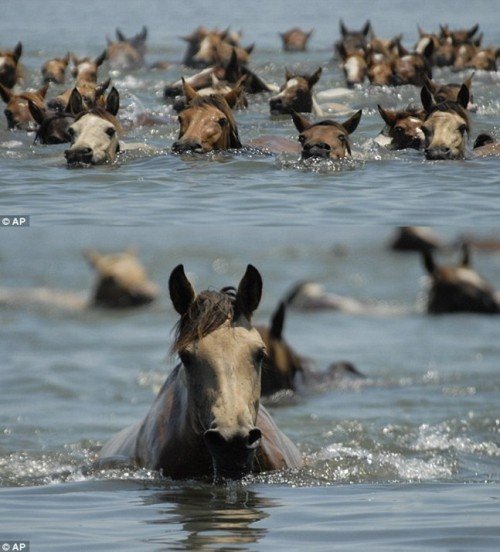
[316,142,331,151]
[172,140,203,153]
[204,429,226,448]
[247,428,262,448]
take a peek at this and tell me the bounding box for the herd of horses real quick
[1,21,499,165]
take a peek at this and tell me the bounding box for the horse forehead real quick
[305,125,343,142]
[73,114,113,133]
[193,323,263,355]
[427,111,464,127]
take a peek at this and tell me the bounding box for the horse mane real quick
[187,94,242,148]
[426,101,470,133]
[74,107,123,134]
[19,92,45,109]
[172,287,241,353]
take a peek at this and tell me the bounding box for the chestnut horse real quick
[421,244,499,314]
[291,109,362,159]
[97,264,303,480]
[269,68,322,114]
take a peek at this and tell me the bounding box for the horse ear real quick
[307,29,314,39]
[116,28,126,42]
[225,48,240,81]
[94,50,107,67]
[422,250,437,276]
[291,110,311,133]
[236,265,262,317]
[457,83,469,109]
[245,43,255,55]
[421,86,435,113]
[339,19,348,38]
[37,84,49,98]
[463,72,474,91]
[461,242,471,267]
[0,83,13,103]
[439,24,449,38]
[95,77,111,99]
[270,301,286,340]
[422,74,436,93]
[362,21,372,37]
[417,25,425,38]
[169,264,196,316]
[105,87,120,116]
[473,33,483,47]
[140,26,148,41]
[13,42,23,63]
[83,249,102,269]
[467,24,479,39]
[342,109,362,134]
[285,67,294,81]
[224,75,246,106]
[422,39,434,59]
[62,52,70,66]
[307,67,322,88]
[377,105,396,127]
[28,100,45,124]
[182,78,200,104]
[67,88,83,115]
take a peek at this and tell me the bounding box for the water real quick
[1,1,500,550]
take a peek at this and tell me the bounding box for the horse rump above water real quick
[97,264,302,480]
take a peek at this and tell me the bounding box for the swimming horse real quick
[97,264,303,480]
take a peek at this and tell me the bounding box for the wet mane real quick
[172,287,241,353]
[187,94,242,148]
[426,101,470,132]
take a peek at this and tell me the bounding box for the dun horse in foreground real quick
[97,265,303,480]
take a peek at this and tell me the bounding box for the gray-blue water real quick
[1,1,500,550]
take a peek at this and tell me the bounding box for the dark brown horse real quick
[0,42,23,88]
[97,264,303,480]
[171,80,241,153]
[291,109,362,159]
[377,105,426,150]
[422,244,499,314]
[29,101,74,144]
[269,68,322,114]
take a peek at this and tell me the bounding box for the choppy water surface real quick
[1,227,499,550]
[1,0,499,225]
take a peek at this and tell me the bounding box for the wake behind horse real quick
[97,264,302,480]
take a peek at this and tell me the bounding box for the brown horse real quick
[0,83,48,130]
[0,42,23,88]
[171,80,241,153]
[181,27,243,67]
[85,248,159,308]
[394,41,434,86]
[64,87,122,165]
[421,244,499,314]
[334,20,372,58]
[49,77,111,113]
[106,27,147,70]
[421,83,470,160]
[423,74,475,109]
[280,28,313,52]
[367,52,396,86]
[41,53,70,84]
[377,105,425,150]
[291,109,362,159]
[71,51,107,83]
[190,31,254,68]
[256,302,305,396]
[464,48,499,71]
[338,47,367,88]
[97,264,303,480]
[269,68,322,114]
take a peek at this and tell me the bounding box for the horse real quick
[337,46,367,88]
[190,31,254,69]
[256,302,305,396]
[421,244,499,314]
[97,264,303,480]
[390,226,443,253]
[367,52,396,86]
[106,27,147,70]
[464,47,499,71]
[181,27,242,68]
[0,83,48,130]
[334,20,372,58]
[421,83,470,160]
[171,80,241,154]
[422,74,475,110]
[64,87,122,165]
[376,105,425,150]
[71,51,107,83]
[48,78,111,113]
[84,248,159,308]
[0,42,23,89]
[291,109,362,159]
[280,28,313,52]
[29,101,74,144]
[394,40,434,86]
[41,53,70,84]
[269,68,322,114]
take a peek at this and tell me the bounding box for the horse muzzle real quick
[204,427,262,480]
[425,147,458,160]
[65,146,94,165]
[171,139,204,154]
[302,142,331,159]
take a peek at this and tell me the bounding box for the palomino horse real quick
[280,28,313,52]
[97,264,303,480]
[106,27,148,70]
[256,302,305,396]
[291,109,362,159]
[421,244,499,314]
[421,83,470,160]
[85,248,159,308]
[29,100,74,144]
[0,42,23,88]
[171,80,241,153]
[64,87,122,165]
[41,53,70,84]
[269,68,322,114]
[0,83,48,130]
[376,105,425,150]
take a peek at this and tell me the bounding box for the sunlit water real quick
[1,227,500,549]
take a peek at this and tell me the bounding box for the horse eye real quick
[106,127,116,137]
[218,118,227,127]
[179,350,193,366]
[458,124,467,134]
[338,134,347,142]
[394,126,403,134]
[255,348,268,366]
[298,135,305,143]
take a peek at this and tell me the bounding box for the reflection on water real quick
[142,483,276,550]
